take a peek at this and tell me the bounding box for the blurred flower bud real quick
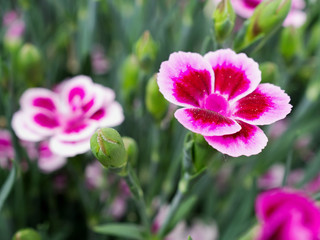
[193,134,217,173]
[134,30,158,72]
[280,26,302,61]
[307,24,320,56]
[90,128,127,170]
[122,136,138,166]
[12,228,41,240]
[260,62,279,83]
[120,54,140,105]
[213,0,235,42]
[145,74,168,120]
[17,43,43,86]
[234,0,291,51]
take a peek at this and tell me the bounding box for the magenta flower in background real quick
[0,129,15,168]
[157,49,291,157]
[12,75,124,157]
[255,189,320,240]
[85,160,105,190]
[221,0,307,28]
[258,164,285,190]
[2,10,25,40]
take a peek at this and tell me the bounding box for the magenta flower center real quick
[243,0,261,8]
[204,93,230,117]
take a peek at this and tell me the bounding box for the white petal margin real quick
[204,48,261,104]
[157,51,214,108]
[96,101,125,127]
[204,121,268,157]
[49,136,91,157]
[19,88,59,111]
[11,111,50,142]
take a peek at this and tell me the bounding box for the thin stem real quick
[124,164,150,233]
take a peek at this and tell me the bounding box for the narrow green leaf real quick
[171,195,198,228]
[0,163,16,212]
[93,223,145,240]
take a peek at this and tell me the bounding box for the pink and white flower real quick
[255,189,320,240]
[0,129,15,168]
[217,0,306,28]
[12,75,124,157]
[157,49,291,157]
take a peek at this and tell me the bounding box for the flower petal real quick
[49,136,91,157]
[232,83,292,125]
[174,108,241,136]
[19,88,58,112]
[204,121,268,157]
[11,111,55,141]
[91,102,124,127]
[38,142,67,173]
[204,49,261,103]
[158,51,214,107]
[56,121,98,142]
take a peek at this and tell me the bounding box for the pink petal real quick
[204,49,261,103]
[283,10,306,28]
[230,0,260,18]
[49,136,91,157]
[56,121,98,142]
[204,121,268,157]
[33,112,59,129]
[19,88,58,112]
[92,102,124,127]
[174,108,241,136]
[38,142,67,173]
[232,83,292,125]
[11,111,51,141]
[157,51,214,108]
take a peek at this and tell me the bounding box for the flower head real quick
[255,189,320,240]
[157,49,291,157]
[12,75,124,157]
[0,129,15,168]
[217,0,306,28]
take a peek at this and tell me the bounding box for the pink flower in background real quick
[2,10,25,40]
[157,49,291,157]
[91,45,111,75]
[152,205,218,240]
[12,75,124,157]
[255,189,320,240]
[258,164,285,190]
[0,129,15,168]
[85,160,104,189]
[37,141,66,173]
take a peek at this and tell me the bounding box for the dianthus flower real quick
[0,129,15,168]
[255,189,320,240]
[157,49,291,157]
[12,75,124,157]
[220,0,306,28]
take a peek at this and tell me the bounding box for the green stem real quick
[124,164,150,234]
[158,172,191,238]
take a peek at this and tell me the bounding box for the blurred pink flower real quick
[215,0,306,28]
[0,129,15,168]
[12,75,124,157]
[152,205,218,240]
[3,11,19,27]
[157,49,291,157]
[255,188,320,240]
[85,160,104,190]
[91,45,110,75]
[258,164,285,190]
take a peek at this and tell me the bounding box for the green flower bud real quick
[280,26,303,61]
[17,43,43,86]
[90,128,127,170]
[213,0,235,42]
[120,54,140,104]
[234,0,291,51]
[145,74,168,120]
[12,228,41,240]
[122,136,138,166]
[4,38,22,55]
[260,62,279,83]
[134,31,158,72]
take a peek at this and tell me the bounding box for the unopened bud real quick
[134,31,158,71]
[280,26,302,61]
[12,228,41,240]
[146,74,168,120]
[90,128,127,170]
[234,0,291,51]
[122,137,138,166]
[18,43,41,71]
[120,55,140,104]
[260,62,279,83]
[213,0,235,42]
